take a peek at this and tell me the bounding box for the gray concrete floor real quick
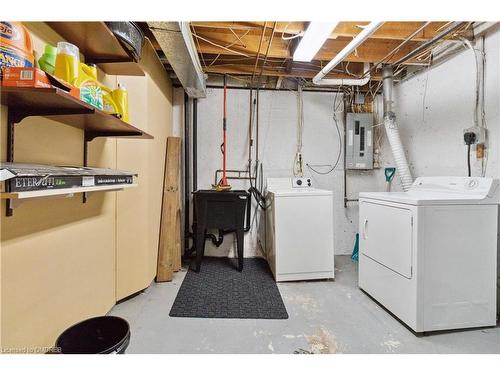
[110,256,500,354]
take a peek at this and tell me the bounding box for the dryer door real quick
[360,201,413,278]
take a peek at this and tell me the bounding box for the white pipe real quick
[314,62,371,86]
[312,22,383,86]
[382,66,413,191]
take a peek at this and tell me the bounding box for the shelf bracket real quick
[82,132,91,203]
[2,87,151,216]
[4,108,94,215]
[4,107,92,216]
[5,109,27,217]
[85,131,142,142]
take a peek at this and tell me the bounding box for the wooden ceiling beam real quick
[332,22,453,41]
[181,21,464,80]
[193,29,424,64]
[191,22,455,41]
[200,54,366,71]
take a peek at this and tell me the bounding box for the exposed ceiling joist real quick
[190,21,457,41]
[193,29,426,64]
[142,21,475,86]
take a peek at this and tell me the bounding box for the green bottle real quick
[38,44,57,75]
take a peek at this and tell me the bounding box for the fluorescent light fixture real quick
[293,22,339,62]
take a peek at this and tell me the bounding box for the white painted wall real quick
[174,87,385,257]
[393,29,500,179]
[173,27,500,260]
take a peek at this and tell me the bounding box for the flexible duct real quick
[382,66,413,191]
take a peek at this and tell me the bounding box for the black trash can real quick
[55,316,130,354]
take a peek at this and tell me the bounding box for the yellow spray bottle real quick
[111,84,129,123]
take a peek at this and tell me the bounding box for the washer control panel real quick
[292,177,312,188]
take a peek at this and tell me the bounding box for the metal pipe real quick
[183,92,191,251]
[214,169,256,186]
[176,84,353,93]
[313,22,384,86]
[192,98,198,191]
[256,89,260,162]
[343,95,348,208]
[392,22,465,66]
[315,62,371,86]
[382,67,394,113]
[248,89,254,168]
[382,65,413,191]
[220,76,229,186]
[363,22,431,79]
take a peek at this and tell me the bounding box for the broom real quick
[214,75,231,191]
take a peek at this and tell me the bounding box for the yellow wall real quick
[0,23,172,351]
[115,40,173,300]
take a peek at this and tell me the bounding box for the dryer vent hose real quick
[382,66,413,191]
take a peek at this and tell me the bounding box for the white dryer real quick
[359,176,499,333]
[265,177,335,282]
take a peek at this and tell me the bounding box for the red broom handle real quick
[222,76,228,185]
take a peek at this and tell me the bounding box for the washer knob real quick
[467,179,478,189]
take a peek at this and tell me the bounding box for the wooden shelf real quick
[1,86,153,140]
[1,184,137,200]
[47,22,145,76]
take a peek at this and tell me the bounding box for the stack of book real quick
[0,163,136,193]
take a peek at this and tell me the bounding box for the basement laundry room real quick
[1,1,500,371]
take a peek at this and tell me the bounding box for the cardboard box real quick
[1,66,51,88]
[1,67,80,99]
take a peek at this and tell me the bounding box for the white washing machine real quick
[265,177,335,282]
[359,176,499,333]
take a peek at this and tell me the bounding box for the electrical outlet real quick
[463,126,486,145]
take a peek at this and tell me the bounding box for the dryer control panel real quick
[411,176,500,202]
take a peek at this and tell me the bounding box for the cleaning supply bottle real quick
[73,62,103,110]
[111,84,129,123]
[37,44,57,74]
[0,21,34,69]
[102,86,119,116]
[73,62,98,86]
[54,41,79,84]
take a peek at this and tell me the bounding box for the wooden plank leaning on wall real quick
[157,137,182,282]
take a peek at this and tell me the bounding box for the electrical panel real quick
[346,113,373,170]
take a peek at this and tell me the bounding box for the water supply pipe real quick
[183,92,191,254]
[312,22,384,86]
[314,62,371,86]
[193,98,198,191]
[382,65,413,191]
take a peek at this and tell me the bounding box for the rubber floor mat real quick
[169,257,288,319]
